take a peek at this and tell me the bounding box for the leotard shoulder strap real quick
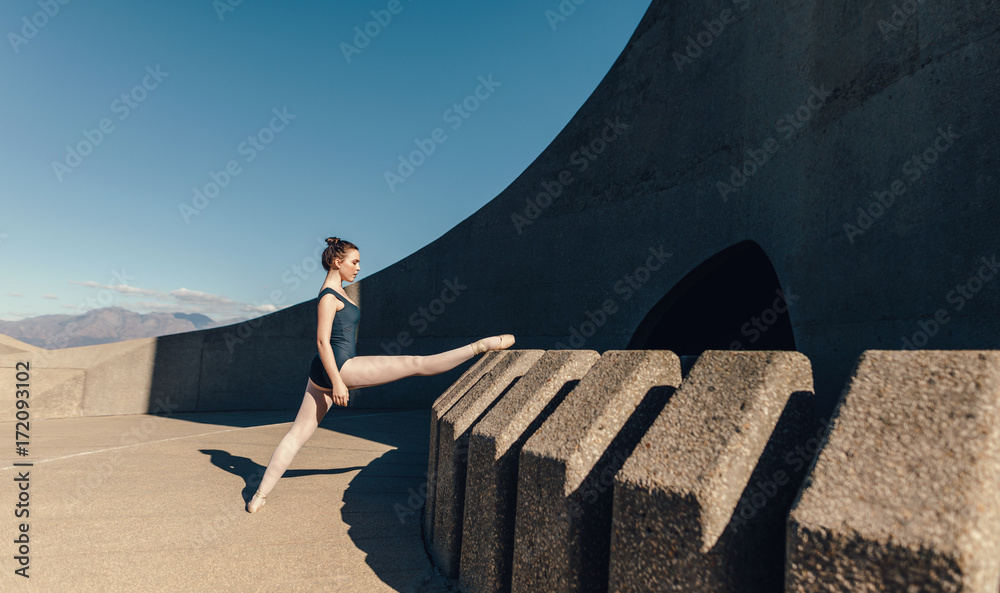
[317,287,357,309]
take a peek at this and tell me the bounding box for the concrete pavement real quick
[0,408,457,593]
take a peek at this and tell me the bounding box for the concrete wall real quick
[3,0,997,418]
[0,300,320,419]
[329,0,998,414]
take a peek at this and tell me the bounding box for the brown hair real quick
[321,237,359,271]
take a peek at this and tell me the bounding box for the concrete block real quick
[0,367,85,420]
[77,340,157,417]
[425,351,505,550]
[460,350,601,593]
[0,334,40,356]
[787,350,1000,593]
[608,350,814,592]
[2,338,159,419]
[431,349,546,579]
[15,338,158,418]
[511,350,681,593]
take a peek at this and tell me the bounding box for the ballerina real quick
[247,236,514,512]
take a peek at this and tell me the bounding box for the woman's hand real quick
[331,377,350,408]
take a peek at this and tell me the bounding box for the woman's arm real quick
[317,293,350,407]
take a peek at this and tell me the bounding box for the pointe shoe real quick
[471,334,515,355]
[247,490,267,513]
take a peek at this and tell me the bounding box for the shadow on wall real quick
[145,285,473,418]
[142,240,794,420]
[629,240,797,355]
[146,296,325,417]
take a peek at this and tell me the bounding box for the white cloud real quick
[41,294,58,300]
[68,281,160,296]
[113,284,161,296]
[68,280,271,321]
[169,288,241,306]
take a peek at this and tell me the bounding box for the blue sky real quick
[0,0,652,322]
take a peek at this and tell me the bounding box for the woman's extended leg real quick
[340,335,513,389]
[247,379,332,512]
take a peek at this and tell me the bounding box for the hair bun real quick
[326,237,340,246]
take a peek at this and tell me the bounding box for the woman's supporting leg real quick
[253,379,332,502]
[248,336,513,510]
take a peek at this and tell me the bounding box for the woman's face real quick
[339,249,360,282]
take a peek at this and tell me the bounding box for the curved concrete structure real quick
[3,3,997,591]
[5,0,997,423]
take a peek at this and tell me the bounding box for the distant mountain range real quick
[0,307,248,349]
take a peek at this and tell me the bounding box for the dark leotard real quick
[308,287,360,389]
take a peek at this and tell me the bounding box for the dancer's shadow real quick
[196,411,452,592]
[199,448,366,504]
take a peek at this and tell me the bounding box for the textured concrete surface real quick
[430,350,545,579]
[0,287,355,420]
[0,336,158,419]
[0,408,458,593]
[608,350,814,592]
[787,350,1000,592]
[459,350,600,593]
[511,350,681,593]
[424,353,502,552]
[8,0,995,420]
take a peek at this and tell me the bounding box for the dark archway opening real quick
[627,241,796,355]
